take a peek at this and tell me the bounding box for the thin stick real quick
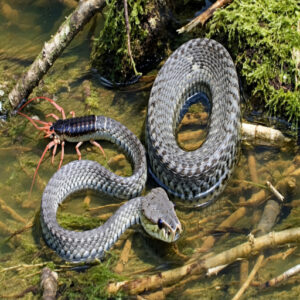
[232,254,264,300]
[177,0,233,33]
[1,262,48,272]
[0,198,27,224]
[261,264,300,288]
[266,181,284,202]
[123,0,140,76]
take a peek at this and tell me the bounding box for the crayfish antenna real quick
[29,141,56,197]
[17,111,52,131]
[19,96,66,119]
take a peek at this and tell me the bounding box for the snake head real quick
[140,188,182,243]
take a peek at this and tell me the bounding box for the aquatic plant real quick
[206,0,300,125]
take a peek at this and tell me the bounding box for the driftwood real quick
[106,228,300,295]
[40,267,58,300]
[177,0,233,33]
[8,0,106,110]
[241,123,292,147]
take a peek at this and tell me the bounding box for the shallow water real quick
[0,1,300,299]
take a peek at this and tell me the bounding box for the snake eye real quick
[157,218,163,229]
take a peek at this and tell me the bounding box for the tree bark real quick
[8,0,106,110]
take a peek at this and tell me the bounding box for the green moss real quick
[206,0,300,125]
[57,212,103,231]
[91,0,150,82]
[61,259,124,299]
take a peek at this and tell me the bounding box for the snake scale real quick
[40,38,240,262]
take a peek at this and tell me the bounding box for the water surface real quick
[0,1,299,299]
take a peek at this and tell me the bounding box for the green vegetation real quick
[91,0,149,83]
[57,212,103,231]
[206,0,300,125]
[62,258,124,299]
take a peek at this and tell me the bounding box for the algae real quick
[206,0,300,125]
[57,212,104,231]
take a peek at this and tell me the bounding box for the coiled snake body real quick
[40,38,240,262]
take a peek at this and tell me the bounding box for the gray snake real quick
[40,38,240,262]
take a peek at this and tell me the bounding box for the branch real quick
[177,0,233,34]
[8,0,106,110]
[106,227,300,295]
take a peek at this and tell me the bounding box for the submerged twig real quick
[0,198,26,223]
[255,200,281,237]
[232,254,264,300]
[266,181,284,202]
[2,262,48,272]
[248,152,258,183]
[114,237,132,273]
[261,264,300,289]
[106,228,300,295]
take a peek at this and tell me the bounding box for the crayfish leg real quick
[46,113,60,121]
[51,143,58,164]
[75,142,83,160]
[58,141,65,169]
[29,140,55,196]
[90,140,106,158]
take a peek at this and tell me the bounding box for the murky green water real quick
[0,1,300,299]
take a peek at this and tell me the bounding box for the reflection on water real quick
[0,1,300,299]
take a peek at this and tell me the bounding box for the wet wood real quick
[262,247,297,267]
[106,228,300,295]
[114,237,132,273]
[266,181,284,202]
[177,0,233,33]
[261,263,300,289]
[0,198,26,224]
[239,260,249,286]
[97,212,113,221]
[241,123,292,147]
[256,200,281,236]
[40,267,58,300]
[88,201,125,213]
[248,152,258,183]
[232,254,264,300]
